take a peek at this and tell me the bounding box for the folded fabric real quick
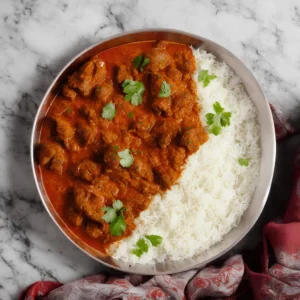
[19,105,300,300]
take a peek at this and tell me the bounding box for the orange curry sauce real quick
[38,41,208,253]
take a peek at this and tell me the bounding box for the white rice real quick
[109,49,261,264]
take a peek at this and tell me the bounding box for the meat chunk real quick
[116,64,132,84]
[130,155,153,182]
[166,64,182,82]
[174,49,196,73]
[39,142,65,174]
[152,97,172,116]
[180,127,208,154]
[68,60,106,97]
[93,59,107,85]
[77,120,97,144]
[73,160,101,183]
[94,82,113,102]
[94,175,119,199]
[138,179,160,195]
[66,205,84,227]
[101,129,118,145]
[155,166,179,190]
[153,118,180,148]
[134,113,156,140]
[49,100,72,117]
[86,221,104,238]
[62,85,77,100]
[82,107,98,125]
[172,93,195,119]
[55,117,75,149]
[146,48,172,73]
[168,146,186,171]
[74,183,104,222]
[103,146,120,169]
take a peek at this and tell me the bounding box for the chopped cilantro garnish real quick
[101,200,126,236]
[110,213,126,236]
[101,102,116,120]
[128,111,134,118]
[131,234,163,257]
[131,238,149,257]
[145,235,162,246]
[198,70,217,87]
[158,81,171,97]
[118,149,134,168]
[238,158,250,166]
[205,102,232,136]
[133,55,150,71]
[122,80,145,106]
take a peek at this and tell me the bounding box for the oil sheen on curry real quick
[38,41,208,253]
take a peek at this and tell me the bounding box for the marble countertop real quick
[1,0,300,299]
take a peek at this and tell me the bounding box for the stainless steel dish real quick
[30,29,276,275]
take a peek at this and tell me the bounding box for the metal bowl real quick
[31,29,276,275]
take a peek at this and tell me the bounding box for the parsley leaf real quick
[145,235,162,247]
[205,102,232,136]
[118,149,134,168]
[101,200,127,236]
[238,158,250,166]
[110,214,126,236]
[131,238,149,257]
[198,70,217,87]
[158,81,171,97]
[122,80,145,106]
[133,55,150,71]
[102,102,116,120]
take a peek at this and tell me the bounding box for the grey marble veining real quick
[1,0,300,299]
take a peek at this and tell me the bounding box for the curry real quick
[38,40,208,253]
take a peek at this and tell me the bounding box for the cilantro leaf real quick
[198,70,217,87]
[158,81,171,97]
[128,111,134,118]
[133,55,143,68]
[102,102,116,120]
[113,199,123,210]
[110,214,126,236]
[205,102,232,136]
[145,235,162,247]
[122,80,145,106]
[101,206,117,223]
[131,238,149,257]
[140,57,150,71]
[238,158,250,166]
[118,149,134,168]
[133,55,150,71]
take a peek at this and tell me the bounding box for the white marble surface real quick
[1,0,300,299]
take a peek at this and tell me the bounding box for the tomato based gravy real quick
[38,41,208,253]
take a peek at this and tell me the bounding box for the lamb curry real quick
[38,41,208,253]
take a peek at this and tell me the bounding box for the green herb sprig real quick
[101,102,116,120]
[198,70,217,87]
[205,102,232,136]
[131,235,163,257]
[238,158,250,166]
[102,200,126,236]
[158,81,171,97]
[122,80,145,106]
[118,149,134,168]
[133,54,150,71]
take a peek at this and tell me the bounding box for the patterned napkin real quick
[19,106,300,300]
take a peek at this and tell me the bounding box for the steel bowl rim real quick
[30,28,276,275]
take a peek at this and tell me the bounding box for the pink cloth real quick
[19,106,300,300]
